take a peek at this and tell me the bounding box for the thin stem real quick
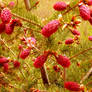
[29,1,39,11]
[0,37,16,57]
[62,3,79,15]
[22,25,40,33]
[19,68,26,79]
[12,13,42,29]
[24,0,30,11]
[63,68,66,92]
[69,47,92,60]
[16,0,18,7]
[80,67,92,83]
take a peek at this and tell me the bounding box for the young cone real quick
[88,36,92,41]
[0,23,5,34]
[5,24,14,35]
[41,20,60,37]
[87,0,92,6]
[56,55,71,68]
[1,8,12,24]
[65,38,74,45]
[3,63,9,72]
[34,52,49,68]
[13,61,20,68]
[0,57,9,65]
[20,48,30,59]
[71,29,80,36]
[53,2,67,11]
[64,81,81,91]
[89,17,92,24]
[79,4,90,20]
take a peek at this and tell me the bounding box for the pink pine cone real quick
[20,48,30,59]
[56,55,71,68]
[65,38,74,45]
[3,63,9,72]
[53,2,67,11]
[71,29,80,36]
[41,20,60,37]
[34,54,48,68]
[1,8,12,24]
[8,1,15,7]
[64,81,81,91]
[10,19,22,27]
[89,17,92,24]
[5,24,14,35]
[88,36,92,41]
[87,0,92,6]
[0,23,5,34]
[0,57,9,65]
[79,5,90,20]
[13,61,20,68]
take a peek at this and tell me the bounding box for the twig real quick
[22,25,40,33]
[62,3,79,15]
[29,1,39,11]
[24,0,30,11]
[69,47,92,60]
[63,68,66,92]
[80,67,92,83]
[12,13,42,29]
[19,68,26,79]
[16,0,18,7]
[0,37,16,57]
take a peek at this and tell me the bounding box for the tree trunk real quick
[40,64,50,86]
[24,0,30,11]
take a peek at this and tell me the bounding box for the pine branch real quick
[62,2,79,15]
[0,36,16,57]
[69,47,92,60]
[12,13,43,29]
[80,67,92,83]
[0,1,42,29]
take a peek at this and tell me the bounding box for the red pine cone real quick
[10,19,22,27]
[1,8,12,24]
[5,24,14,35]
[0,57,9,65]
[18,44,23,50]
[34,53,48,68]
[87,0,92,6]
[65,38,74,45]
[88,36,92,41]
[13,61,20,68]
[53,2,67,11]
[79,4,90,20]
[71,29,80,36]
[20,48,30,59]
[64,81,81,91]
[56,55,71,68]
[0,23,5,34]
[3,63,9,72]
[89,17,92,24]
[90,7,92,16]
[53,65,60,72]
[41,20,60,37]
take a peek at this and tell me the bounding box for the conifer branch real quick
[0,37,16,57]
[62,3,79,15]
[80,67,92,83]
[69,47,92,60]
[12,13,42,29]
